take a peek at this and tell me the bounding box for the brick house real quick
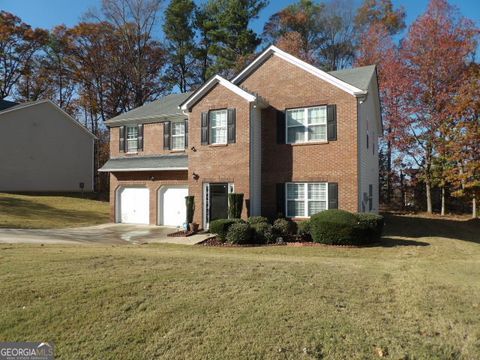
[100,46,381,228]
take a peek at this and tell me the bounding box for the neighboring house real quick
[100,45,381,227]
[0,100,96,192]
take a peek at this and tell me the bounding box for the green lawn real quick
[0,193,110,229]
[0,215,479,359]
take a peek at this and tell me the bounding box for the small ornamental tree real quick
[228,193,244,219]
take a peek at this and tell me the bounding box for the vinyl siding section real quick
[357,78,381,213]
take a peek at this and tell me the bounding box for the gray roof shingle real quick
[98,154,188,172]
[0,100,18,111]
[105,92,192,126]
[328,65,377,91]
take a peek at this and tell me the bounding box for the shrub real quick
[247,216,269,225]
[251,222,274,244]
[226,222,253,244]
[228,193,244,219]
[310,209,360,245]
[297,220,312,241]
[273,218,297,237]
[356,213,384,242]
[209,218,243,242]
[185,196,195,224]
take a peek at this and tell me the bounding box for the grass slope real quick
[1,215,480,359]
[0,193,109,229]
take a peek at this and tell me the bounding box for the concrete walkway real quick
[0,224,211,245]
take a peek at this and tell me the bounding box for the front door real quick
[209,183,229,222]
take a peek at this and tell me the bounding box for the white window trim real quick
[209,109,228,145]
[285,182,329,218]
[171,122,185,150]
[286,106,327,144]
[126,126,139,153]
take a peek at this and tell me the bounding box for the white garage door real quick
[160,186,188,227]
[118,187,149,224]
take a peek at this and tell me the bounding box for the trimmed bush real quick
[273,218,297,237]
[209,218,244,242]
[356,213,384,242]
[310,209,360,245]
[297,220,312,241]
[247,216,269,225]
[228,193,244,219]
[251,222,274,244]
[185,196,195,224]
[297,220,311,235]
[226,222,253,244]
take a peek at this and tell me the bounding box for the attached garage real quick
[117,187,150,224]
[158,186,188,227]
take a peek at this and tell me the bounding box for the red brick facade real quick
[108,52,362,226]
[240,55,359,217]
[186,84,251,224]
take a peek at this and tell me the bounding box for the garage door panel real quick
[160,186,188,227]
[119,187,149,224]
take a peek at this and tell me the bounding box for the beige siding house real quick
[0,100,95,192]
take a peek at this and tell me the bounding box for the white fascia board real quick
[98,167,188,173]
[180,75,256,111]
[232,45,367,97]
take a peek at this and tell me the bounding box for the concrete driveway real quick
[0,224,211,245]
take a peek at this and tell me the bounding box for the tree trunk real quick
[426,181,433,214]
[386,129,392,204]
[473,194,477,219]
[441,186,445,216]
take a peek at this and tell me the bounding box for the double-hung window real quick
[209,109,228,144]
[126,126,139,153]
[286,183,328,217]
[171,122,185,150]
[286,106,327,144]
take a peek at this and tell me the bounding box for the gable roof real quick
[106,92,192,126]
[328,65,377,92]
[180,75,257,111]
[231,45,368,97]
[0,99,18,111]
[0,99,96,139]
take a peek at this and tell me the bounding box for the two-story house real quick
[100,45,381,228]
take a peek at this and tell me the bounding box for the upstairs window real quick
[171,122,185,150]
[286,106,327,144]
[126,126,139,153]
[209,109,228,144]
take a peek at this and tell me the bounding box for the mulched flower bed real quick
[199,236,377,248]
[167,230,197,237]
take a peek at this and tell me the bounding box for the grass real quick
[0,192,110,229]
[0,214,479,359]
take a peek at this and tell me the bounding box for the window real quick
[209,110,228,144]
[126,126,138,152]
[286,183,327,217]
[171,122,185,150]
[286,106,327,144]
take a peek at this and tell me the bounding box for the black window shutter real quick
[163,121,171,150]
[276,183,285,216]
[119,126,125,152]
[184,119,188,148]
[137,124,144,151]
[201,112,209,145]
[227,108,236,144]
[328,182,338,209]
[327,105,337,141]
[276,110,286,144]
